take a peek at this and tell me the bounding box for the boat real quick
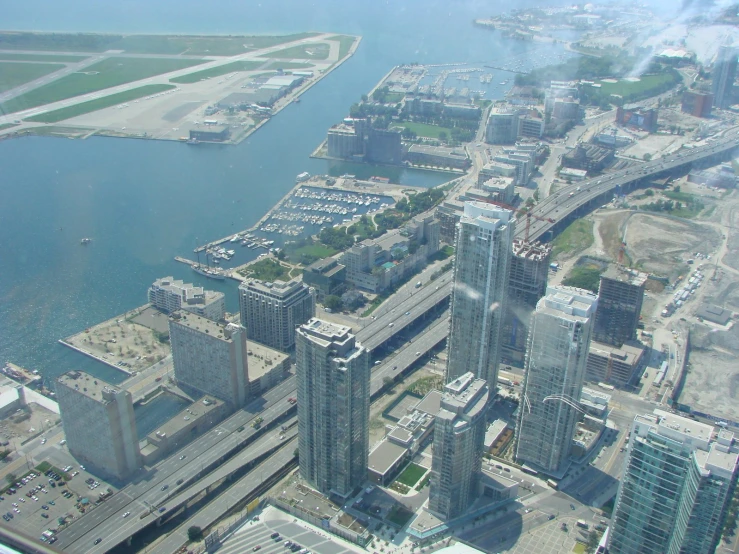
[230,234,240,243]
[80,238,92,245]
[186,138,199,145]
[296,172,311,183]
[192,265,226,280]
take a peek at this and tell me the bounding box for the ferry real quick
[296,172,311,183]
[80,238,92,245]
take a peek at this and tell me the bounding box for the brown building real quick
[681,91,713,118]
[586,341,645,388]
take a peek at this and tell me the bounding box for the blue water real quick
[0,0,581,387]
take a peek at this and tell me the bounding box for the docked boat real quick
[296,172,311,183]
[192,265,226,280]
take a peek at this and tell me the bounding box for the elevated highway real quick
[521,130,739,242]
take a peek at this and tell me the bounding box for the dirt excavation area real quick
[597,210,722,281]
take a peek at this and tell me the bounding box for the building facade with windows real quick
[148,276,225,321]
[238,278,315,352]
[296,319,370,497]
[515,286,597,475]
[593,268,646,347]
[428,372,490,520]
[57,371,141,480]
[608,410,739,554]
[446,202,514,388]
[169,313,250,408]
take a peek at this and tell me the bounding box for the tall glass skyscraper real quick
[295,318,370,497]
[446,201,514,388]
[608,410,739,554]
[515,286,597,475]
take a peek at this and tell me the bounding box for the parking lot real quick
[0,463,114,544]
[218,506,364,554]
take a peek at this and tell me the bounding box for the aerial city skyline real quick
[1,2,739,553]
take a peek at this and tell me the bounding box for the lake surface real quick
[0,0,578,396]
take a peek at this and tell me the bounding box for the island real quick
[0,31,360,144]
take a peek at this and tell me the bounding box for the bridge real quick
[519,130,739,242]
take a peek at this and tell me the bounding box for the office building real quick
[608,410,739,554]
[446,202,514,388]
[428,372,490,520]
[681,91,714,118]
[712,45,738,109]
[148,276,225,321]
[302,256,346,299]
[169,313,249,408]
[518,116,544,138]
[502,240,552,366]
[485,109,519,144]
[56,371,141,480]
[516,286,597,475]
[189,126,230,142]
[296,319,370,497]
[593,267,646,347]
[238,278,315,352]
[586,341,644,388]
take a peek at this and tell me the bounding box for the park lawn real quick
[170,60,265,84]
[269,43,330,60]
[0,57,204,114]
[395,463,426,487]
[385,92,406,104]
[572,543,587,554]
[0,31,320,55]
[25,84,175,123]
[562,266,603,293]
[0,53,87,62]
[0,62,64,93]
[285,242,337,265]
[398,121,454,139]
[328,35,358,60]
[241,259,289,281]
[596,73,678,97]
[551,219,594,259]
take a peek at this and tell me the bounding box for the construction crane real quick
[476,198,555,241]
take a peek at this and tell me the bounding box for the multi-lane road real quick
[521,129,739,241]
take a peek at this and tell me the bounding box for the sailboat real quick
[192,250,225,280]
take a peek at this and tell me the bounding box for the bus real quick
[546,479,558,490]
[576,520,589,529]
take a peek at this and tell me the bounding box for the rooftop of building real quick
[601,266,648,287]
[170,311,240,342]
[240,278,307,297]
[407,144,468,157]
[462,201,513,228]
[636,409,714,449]
[539,285,597,319]
[559,167,588,177]
[367,439,408,476]
[580,386,612,404]
[328,123,358,134]
[57,371,123,403]
[414,389,443,417]
[512,239,552,261]
[388,426,413,444]
[299,318,354,348]
[482,161,518,171]
[695,303,733,325]
[441,372,489,417]
[696,444,739,478]
[484,419,508,448]
[247,341,289,381]
[588,340,644,364]
[147,396,224,440]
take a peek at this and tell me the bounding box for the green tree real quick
[324,295,343,311]
[643,153,652,161]
[6,473,16,484]
[438,131,448,142]
[187,526,203,542]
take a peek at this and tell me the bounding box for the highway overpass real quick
[521,130,739,242]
